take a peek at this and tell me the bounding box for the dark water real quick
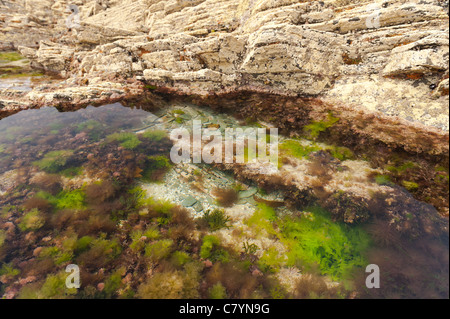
[0,103,448,299]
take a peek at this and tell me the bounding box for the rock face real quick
[0,1,449,133]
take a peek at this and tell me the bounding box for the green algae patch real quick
[280,207,371,281]
[0,230,5,248]
[18,271,78,299]
[18,209,45,232]
[0,52,24,63]
[280,140,321,159]
[200,235,229,263]
[145,239,174,261]
[208,282,228,299]
[56,189,86,210]
[60,166,83,178]
[375,174,393,186]
[402,180,419,191]
[140,155,172,183]
[0,263,20,281]
[304,113,340,139]
[33,150,75,173]
[141,129,167,142]
[37,188,86,211]
[200,209,231,231]
[328,146,354,161]
[258,247,286,273]
[75,120,104,141]
[245,203,278,237]
[0,71,44,79]
[107,132,141,149]
[246,204,371,281]
[39,246,73,265]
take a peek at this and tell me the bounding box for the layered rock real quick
[0,0,447,128]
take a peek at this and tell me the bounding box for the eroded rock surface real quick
[0,0,447,124]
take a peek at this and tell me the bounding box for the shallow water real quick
[0,103,448,299]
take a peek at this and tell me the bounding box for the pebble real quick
[239,188,258,198]
[182,195,197,207]
[33,247,43,257]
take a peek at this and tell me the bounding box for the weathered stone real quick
[1,0,449,135]
[239,188,258,199]
[181,195,198,207]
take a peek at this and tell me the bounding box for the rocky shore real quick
[0,1,448,128]
[1,0,449,215]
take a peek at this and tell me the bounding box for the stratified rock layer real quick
[0,1,449,170]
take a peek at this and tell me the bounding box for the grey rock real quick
[239,188,258,199]
[181,195,197,207]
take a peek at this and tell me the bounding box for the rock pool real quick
[0,102,448,299]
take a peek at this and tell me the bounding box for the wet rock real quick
[1,0,446,134]
[193,201,203,212]
[18,276,36,286]
[181,195,197,207]
[239,188,258,199]
[33,247,43,257]
[251,268,263,277]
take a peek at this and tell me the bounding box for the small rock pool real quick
[0,102,448,299]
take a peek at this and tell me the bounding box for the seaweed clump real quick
[107,132,142,150]
[199,209,231,231]
[212,188,239,207]
[18,209,45,232]
[245,204,371,281]
[33,150,74,173]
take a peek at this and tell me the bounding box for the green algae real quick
[0,263,20,278]
[201,209,231,231]
[402,180,419,191]
[375,174,393,186]
[0,52,24,63]
[280,206,371,280]
[200,235,229,262]
[141,129,167,142]
[140,155,172,183]
[130,226,160,252]
[328,146,354,161]
[33,150,74,173]
[246,204,371,281]
[171,251,191,267]
[107,132,141,149]
[39,246,73,265]
[0,102,446,299]
[60,166,83,178]
[145,239,174,261]
[208,282,228,299]
[304,113,340,139]
[18,209,45,232]
[280,140,321,159]
[258,247,286,273]
[37,188,86,211]
[0,230,5,248]
[0,71,44,79]
[18,272,78,299]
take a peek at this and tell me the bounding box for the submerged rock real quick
[181,195,198,207]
